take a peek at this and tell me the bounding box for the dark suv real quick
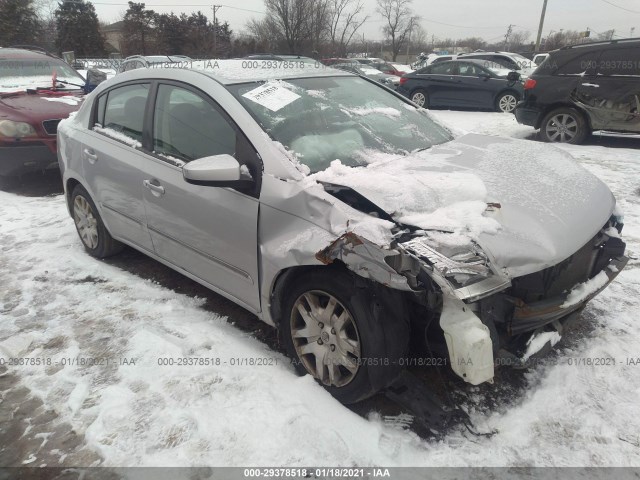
[515,38,640,144]
[1,47,86,177]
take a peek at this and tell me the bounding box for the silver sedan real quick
[58,61,627,404]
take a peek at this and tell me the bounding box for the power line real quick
[420,18,504,29]
[91,2,265,13]
[597,0,640,14]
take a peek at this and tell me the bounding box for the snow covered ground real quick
[1,110,640,467]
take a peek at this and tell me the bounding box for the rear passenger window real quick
[597,48,640,76]
[491,56,519,70]
[555,51,601,76]
[153,84,236,162]
[98,83,150,145]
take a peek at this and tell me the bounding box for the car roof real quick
[120,59,354,85]
[0,47,60,61]
[459,51,517,57]
[558,37,640,51]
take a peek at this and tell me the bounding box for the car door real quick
[140,82,261,312]
[82,82,155,252]
[578,46,640,133]
[451,62,497,108]
[416,62,459,106]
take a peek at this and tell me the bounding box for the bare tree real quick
[457,36,487,52]
[264,0,313,53]
[543,30,583,51]
[308,0,331,53]
[376,0,418,61]
[508,30,531,51]
[246,16,283,52]
[409,23,428,53]
[596,29,615,41]
[328,0,368,57]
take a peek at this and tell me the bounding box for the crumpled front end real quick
[260,135,628,386]
[310,211,628,386]
[394,214,627,383]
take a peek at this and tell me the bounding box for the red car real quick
[0,48,85,178]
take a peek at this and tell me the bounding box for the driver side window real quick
[153,84,236,162]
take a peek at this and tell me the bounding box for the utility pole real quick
[212,5,221,57]
[631,27,636,38]
[535,0,549,52]
[503,24,513,51]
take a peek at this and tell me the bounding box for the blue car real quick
[397,59,524,112]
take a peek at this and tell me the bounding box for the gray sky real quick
[94,0,640,43]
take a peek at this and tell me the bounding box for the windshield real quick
[0,58,84,92]
[228,76,452,173]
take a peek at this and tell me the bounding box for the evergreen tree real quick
[121,2,156,55]
[55,0,106,56]
[155,12,188,55]
[0,0,41,46]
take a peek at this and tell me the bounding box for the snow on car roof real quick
[191,59,351,85]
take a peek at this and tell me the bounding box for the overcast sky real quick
[94,0,640,43]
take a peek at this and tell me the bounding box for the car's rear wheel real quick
[410,89,429,108]
[496,91,519,113]
[281,269,409,404]
[71,184,123,258]
[540,107,589,144]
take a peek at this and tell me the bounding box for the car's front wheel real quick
[540,107,589,144]
[496,91,519,113]
[410,89,429,108]
[71,184,123,258]
[281,269,409,404]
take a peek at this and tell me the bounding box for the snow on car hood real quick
[0,91,84,122]
[310,133,615,277]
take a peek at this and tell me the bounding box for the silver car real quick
[57,61,628,404]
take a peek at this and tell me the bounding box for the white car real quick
[57,61,628,403]
[457,51,536,77]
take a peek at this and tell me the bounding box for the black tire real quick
[280,268,410,404]
[70,184,123,258]
[495,91,519,113]
[540,107,589,144]
[410,88,429,108]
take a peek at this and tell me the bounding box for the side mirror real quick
[479,72,491,81]
[507,71,521,82]
[183,154,254,188]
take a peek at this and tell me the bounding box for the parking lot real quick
[1,110,639,467]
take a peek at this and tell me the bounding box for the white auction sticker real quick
[242,82,301,111]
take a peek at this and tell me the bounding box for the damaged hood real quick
[311,133,615,277]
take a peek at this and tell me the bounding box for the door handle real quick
[581,83,600,88]
[83,148,98,164]
[143,179,165,196]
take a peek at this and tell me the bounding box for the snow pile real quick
[309,156,500,239]
[42,96,83,106]
[269,137,310,176]
[522,331,562,361]
[561,271,610,309]
[343,106,402,118]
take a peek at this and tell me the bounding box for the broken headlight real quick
[400,237,492,289]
